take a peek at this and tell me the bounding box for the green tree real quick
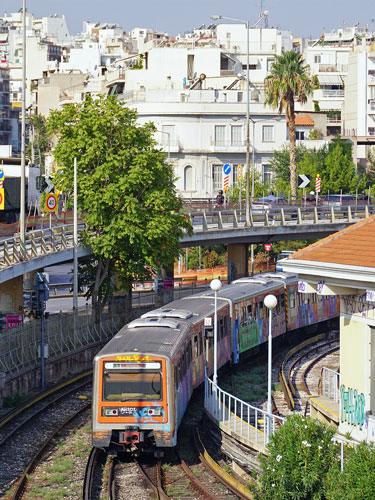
[264,51,318,198]
[47,95,192,310]
[270,144,308,193]
[253,414,337,500]
[325,141,366,193]
[324,442,375,500]
[26,114,48,168]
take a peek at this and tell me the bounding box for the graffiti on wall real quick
[343,293,375,318]
[340,385,366,430]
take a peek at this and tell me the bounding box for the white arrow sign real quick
[298,174,310,189]
[45,177,54,194]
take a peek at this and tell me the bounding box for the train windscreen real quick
[103,371,162,402]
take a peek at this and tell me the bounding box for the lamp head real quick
[210,15,222,20]
[264,294,277,309]
[210,279,222,292]
[264,10,270,16]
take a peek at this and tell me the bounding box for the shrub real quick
[324,442,375,500]
[253,414,337,500]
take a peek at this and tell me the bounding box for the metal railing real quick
[204,375,285,447]
[320,366,340,402]
[0,301,130,375]
[0,205,374,275]
[0,284,208,377]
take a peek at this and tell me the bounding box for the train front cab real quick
[92,354,176,452]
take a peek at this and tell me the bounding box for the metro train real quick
[92,272,339,453]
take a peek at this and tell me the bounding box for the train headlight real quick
[103,407,119,416]
[146,407,163,417]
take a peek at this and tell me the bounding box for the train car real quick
[92,271,339,454]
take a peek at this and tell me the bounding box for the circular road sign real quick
[0,192,2,206]
[223,163,231,175]
[264,243,272,252]
[46,194,57,211]
[0,169,4,180]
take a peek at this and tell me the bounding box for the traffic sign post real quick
[45,193,58,213]
[223,163,231,198]
[264,243,272,271]
[298,174,310,189]
[315,174,321,206]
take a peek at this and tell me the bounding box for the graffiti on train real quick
[134,405,170,432]
[340,385,366,430]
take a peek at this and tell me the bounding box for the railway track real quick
[275,335,339,415]
[0,373,92,497]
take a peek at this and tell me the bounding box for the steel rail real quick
[278,334,327,410]
[136,458,169,500]
[287,339,339,398]
[12,402,90,500]
[0,369,91,430]
[192,426,254,500]
[302,345,340,395]
[83,447,108,500]
[0,375,91,447]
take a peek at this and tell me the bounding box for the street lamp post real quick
[20,0,26,246]
[264,294,277,441]
[210,278,222,386]
[211,15,250,225]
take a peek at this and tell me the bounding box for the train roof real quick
[95,317,192,360]
[95,272,298,360]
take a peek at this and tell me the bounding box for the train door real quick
[286,284,297,330]
[191,326,204,387]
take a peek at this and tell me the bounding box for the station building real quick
[281,214,375,442]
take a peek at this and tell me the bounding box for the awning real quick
[318,75,343,85]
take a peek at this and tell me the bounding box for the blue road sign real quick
[0,169,4,180]
[223,163,231,175]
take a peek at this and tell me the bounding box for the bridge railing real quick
[187,204,375,230]
[1,205,375,273]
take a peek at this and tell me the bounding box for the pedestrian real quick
[216,190,224,208]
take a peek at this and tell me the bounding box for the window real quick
[262,125,274,142]
[193,335,198,357]
[314,55,321,64]
[103,371,161,401]
[262,165,272,185]
[289,289,296,309]
[162,125,175,146]
[219,317,224,339]
[369,127,375,136]
[215,125,226,146]
[212,165,223,192]
[231,125,242,146]
[184,165,194,191]
[296,130,305,140]
[267,58,275,71]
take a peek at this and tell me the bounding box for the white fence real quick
[204,375,285,447]
[321,366,340,402]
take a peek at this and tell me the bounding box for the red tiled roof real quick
[290,214,375,267]
[294,114,315,126]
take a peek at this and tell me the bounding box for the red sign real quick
[6,314,23,330]
[264,243,272,252]
[315,174,321,193]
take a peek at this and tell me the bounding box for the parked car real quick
[321,194,357,207]
[251,196,289,212]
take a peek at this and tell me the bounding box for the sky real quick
[1,0,375,39]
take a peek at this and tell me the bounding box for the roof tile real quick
[290,215,375,267]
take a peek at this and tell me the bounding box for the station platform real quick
[308,394,339,426]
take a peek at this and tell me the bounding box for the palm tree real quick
[264,51,317,198]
